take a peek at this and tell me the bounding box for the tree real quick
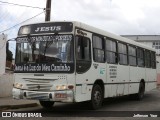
[6,42,13,62]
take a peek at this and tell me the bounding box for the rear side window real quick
[137,48,145,67]
[145,50,151,68]
[128,46,137,66]
[151,52,156,69]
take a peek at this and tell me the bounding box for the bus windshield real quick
[16,35,73,63]
[15,34,74,73]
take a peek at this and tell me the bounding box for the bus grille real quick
[26,84,52,91]
[24,78,54,91]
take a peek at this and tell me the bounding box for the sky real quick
[1,0,160,57]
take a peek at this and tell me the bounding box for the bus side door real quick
[75,29,93,102]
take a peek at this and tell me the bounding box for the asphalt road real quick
[2,88,160,119]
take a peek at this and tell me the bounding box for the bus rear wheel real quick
[136,82,145,100]
[130,82,145,100]
[90,84,103,110]
[39,101,54,109]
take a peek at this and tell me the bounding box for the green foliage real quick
[6,42,13,62]
[6,50,13,61]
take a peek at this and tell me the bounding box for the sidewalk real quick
[0,96,39,111]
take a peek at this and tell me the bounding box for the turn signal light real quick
[68,85,74,89]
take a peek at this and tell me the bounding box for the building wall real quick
[140,42,152,47]
[0,73,14,97]
[156,56,160,85]
[0,34,6,75]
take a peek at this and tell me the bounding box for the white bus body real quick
[12,21,157,109]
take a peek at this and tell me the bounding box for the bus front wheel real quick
[90,84,103,110]
[39,101,54,109]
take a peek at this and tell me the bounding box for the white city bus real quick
[12,21,157,109]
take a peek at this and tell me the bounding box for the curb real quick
[0,103,39,111]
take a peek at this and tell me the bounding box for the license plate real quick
[55,93,67,98]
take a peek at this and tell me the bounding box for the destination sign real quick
[14,63,74,73]
[18,22,73,35]
[16,34,73,43]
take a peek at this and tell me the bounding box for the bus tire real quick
[130,82,145,100]
[39,101,54,109]
[90,84,103,110]
[136,82,145,100]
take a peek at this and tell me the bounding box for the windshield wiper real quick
[27,35,37,62]
[43,41,53,56]
[43,32,59,56]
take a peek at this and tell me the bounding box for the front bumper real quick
[12,88,74,102]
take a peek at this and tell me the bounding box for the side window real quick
[76,36,91,61]
[128,46,137,66]
[93,35,104,62]
[118,42,128,65]
[151,52,156,69]
[76,35,91,73]
[105,39,117,64]
[137,48,145,67]
[145,50,151,68]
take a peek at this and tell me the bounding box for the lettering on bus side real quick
[14,63,74,73]
[109,66,117,78]
[93,63,98,69]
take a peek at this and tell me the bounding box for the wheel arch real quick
[140,79,145,90]
[93,79,105,98]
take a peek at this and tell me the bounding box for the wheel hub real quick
[94,91,101,105]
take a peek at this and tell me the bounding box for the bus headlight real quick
[19,26,31,35]
[14,83,23,89]
[56,85,67,90]
[56,85,74,90]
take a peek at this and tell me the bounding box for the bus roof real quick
[21,21,155,52]
[72,21,155,52]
